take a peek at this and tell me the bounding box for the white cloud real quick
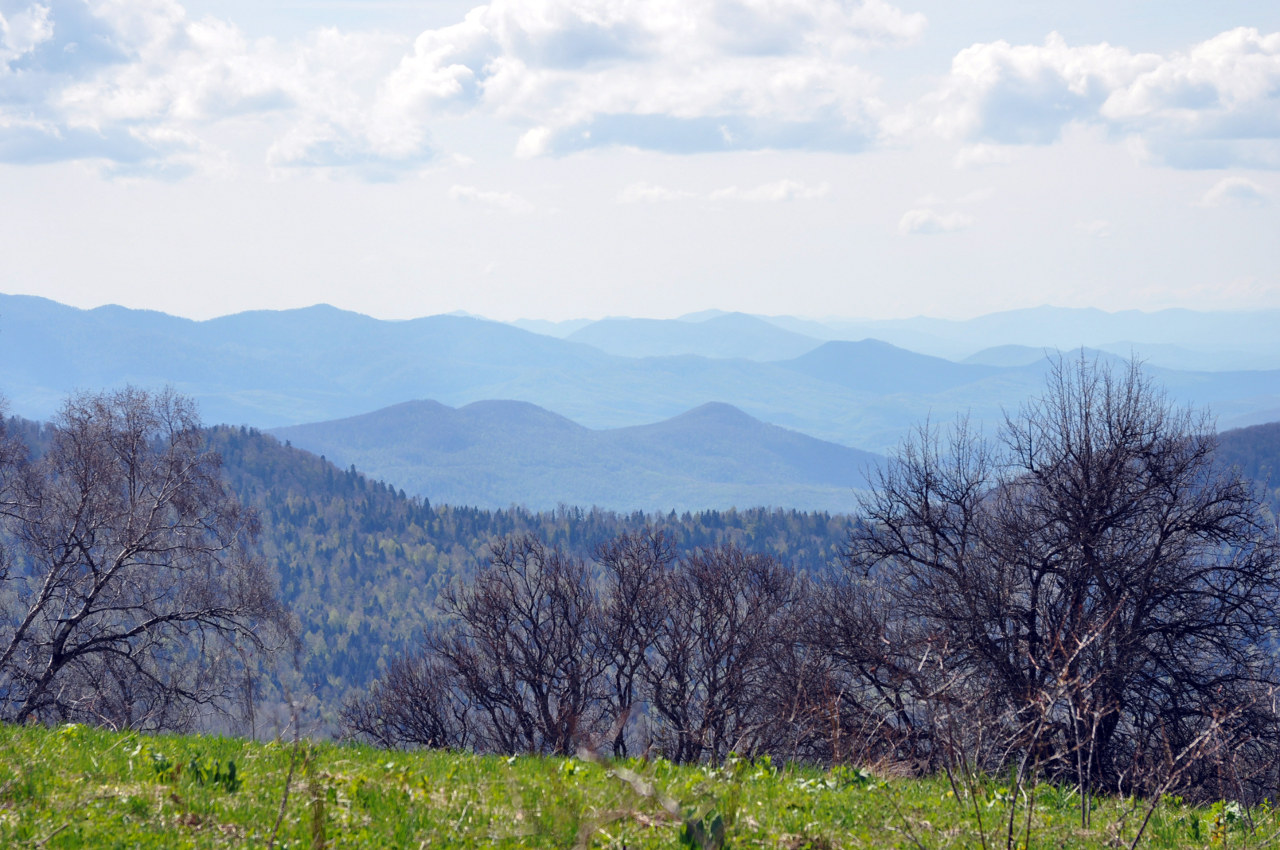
[1103,28,1280,168]
[617,182,697,203]
[913,33,1157,145]
[618,178,829,203]
[953,143,1013,169]
[1200,177,1269,207]
[375,0,921,155]
[515,126,554,159]
[710,179,830,201]
[9,3,1279,178]
[0,3,54,67]
[912,27,1280,169]
[449,184,536,214]
[0,1,426,174]
[0,0,926,173]
[1076,219,1113,237]
[898,208,972,235]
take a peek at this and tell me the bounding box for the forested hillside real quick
[7,411,1276,727]
[271,399,882,513]
[1218,421,1280,503]
[207,426,854,719]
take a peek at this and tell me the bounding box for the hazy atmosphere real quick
[2,0,1278,321]
[8,6,1280,845]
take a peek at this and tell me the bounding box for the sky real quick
[1,0,1278,322]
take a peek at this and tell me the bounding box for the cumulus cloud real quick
[9,2,1279,177]
[381,0,923,156]
[617,178,829,203]
[449,184,536,214]
[0,3,54,66]
[918,33,1152,145]
[0,1,426,174]
[908,27,1280,169]
[953,143,1014,169]
[1200,177,1269,207]
[0,0,929,173]
[898,208,972,235]
[1102,28,1280,168]
[710,179,830,201]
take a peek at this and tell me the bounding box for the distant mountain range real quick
[756,307,1280,369]
[515,307,1280,370]
[563,313,823,361]
[273,400,883,513]
[3,294,1279,460]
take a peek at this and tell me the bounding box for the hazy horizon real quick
[0,1,1276,322]
[5,290,1279,327]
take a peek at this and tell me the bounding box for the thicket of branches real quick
[0,388,290,731]
[342,530,811,764]
[345,359,1280,802]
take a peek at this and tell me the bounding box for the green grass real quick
[0,722,1275,848]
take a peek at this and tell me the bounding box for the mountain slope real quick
[6,294,1280,455]
[781,339,1004,395]
[765,306,1280,366]
[7,409,1274,718]
[566,313,823,360]
[273,399,884,513]
[1216,421,1280,491]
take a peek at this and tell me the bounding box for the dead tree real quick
[848,357,1280,796]
[644,545,801,763]
[340,650,471,750]
[594,529,673,757]
[429,536,608,755]
[0,387,289,730]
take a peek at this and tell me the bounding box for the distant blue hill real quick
[272,399,884,513]
[4,294,1280,454]
[964,345,1059,367]
[566,312,823,360]
[764,306,1280,367]
[781,339,1003,394]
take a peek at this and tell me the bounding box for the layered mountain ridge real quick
[5,294,1279,459]
[272,399,884,513]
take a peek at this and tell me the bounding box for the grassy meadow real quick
[0,722,1275,848]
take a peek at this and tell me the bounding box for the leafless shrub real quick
[346,357,1280,812]
[347,535,808,764]
[340,649,471,750]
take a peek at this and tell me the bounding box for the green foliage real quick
[3,722,1278,848]
[13,414,1279,737]
[205,424,855,722]
[186,756,242,794]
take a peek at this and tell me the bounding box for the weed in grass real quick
[186,754,243,793]
[679,806,726,850]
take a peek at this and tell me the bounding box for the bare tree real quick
[809,564,936,767]
[594,529,672,757]
[340,649,471,750]
[848,357,1280,796]
[0,398,23,588]
[0,387,289,730]
[644,544,801,763]
[429,535,608,755]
